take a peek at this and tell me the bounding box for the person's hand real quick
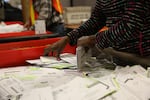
[43,36,70,59]
[77,35,96,52]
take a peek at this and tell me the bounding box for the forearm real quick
[103,48,150,66]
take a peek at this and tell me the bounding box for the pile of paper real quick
[1,62,150,100]
[20,86,53,100]
[53,76,117,100]
[26,53,77,69]
[103,65,150,100]
[0,77,24,100]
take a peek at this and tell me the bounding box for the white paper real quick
[26,54,77,68]
[26,59,44,66]
[0,24,24,33]
[121,75,150,100]
[35,20,46,34]
[0,77,24,100]
[60,53,77,66]
[76,46,93,70]
[40,56,63,64]
[20,86,54,100]
[44,62,75,69]
[26,56,63,66]
[53,76,116,100]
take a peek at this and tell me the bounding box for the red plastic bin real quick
[5,21,24,25]
[0,37,76,68]
[0,30,52,38]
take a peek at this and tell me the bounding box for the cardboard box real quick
[63,6,91,25]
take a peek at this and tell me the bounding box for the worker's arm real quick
[102,48,150,67]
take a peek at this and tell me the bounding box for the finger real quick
[55,51,61,61]
[51,51,53,56]
[43,45,51,56]
[43,49,50,56]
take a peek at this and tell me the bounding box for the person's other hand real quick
[77,35,96,53]
[23,21,31,30]
[43,36,70,59]
[103,47,115,55]
[77,35,95,48]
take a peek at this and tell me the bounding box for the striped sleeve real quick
[95,0,145,49]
